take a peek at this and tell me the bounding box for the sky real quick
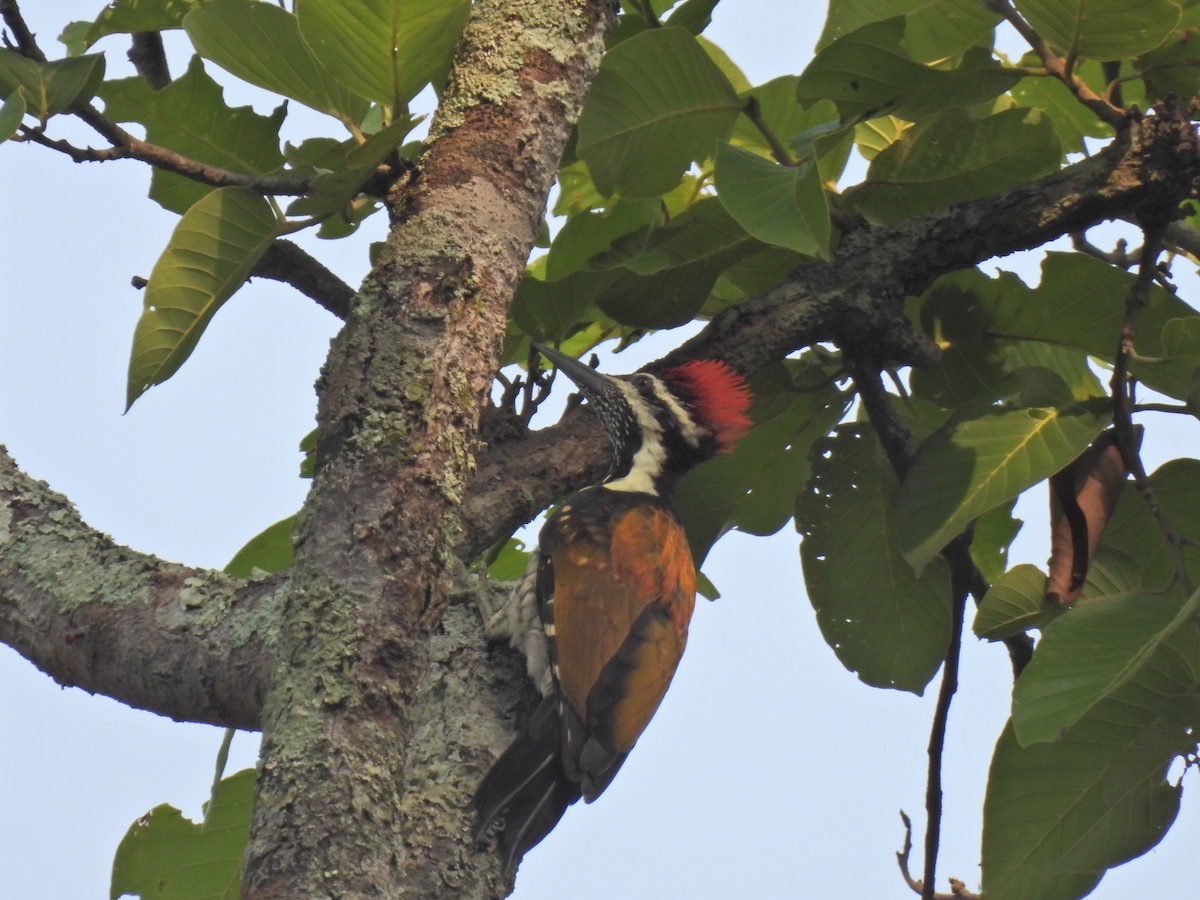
[2,2,1200,898]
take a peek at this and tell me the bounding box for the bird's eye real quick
[633,374,654,389]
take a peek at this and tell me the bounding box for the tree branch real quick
[128,32,171,90]
[0,0,45,61]
[251,239,355,320]
[462,105,1200,563]
[0,445,273,729]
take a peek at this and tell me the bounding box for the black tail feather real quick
[472,697,581,874]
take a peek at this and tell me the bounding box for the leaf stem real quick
[741,96,795,166]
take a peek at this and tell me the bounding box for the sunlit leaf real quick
[127,188,282,409]
[0,90,25,142]
[84,0,202,47]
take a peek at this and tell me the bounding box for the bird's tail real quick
[472,696,581,874]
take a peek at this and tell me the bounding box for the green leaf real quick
[84,0,202,47]
[592,197,763,328]
[576,27,741,199]
[1011,73,1112,155]
[796,19,1019,120]
[0,90,25,143]
[225,516,297,577]
[797,425,953,694]
[917,253,1200,400]
[846,108,1061,225]
[296,0,470,109]
[969,498,1023,584]
[981,710,1189,900]
[817,0,1001,63]
[897,399,1110,573]
[674,359,849,566]
[110,769,255,900]
[1095,484,1179,594]
[510,267,621,342]
[853,115,911,160]
[974,564,1065,640]
[287,116,417,218]
[486,538,531,582]
[544,200,662,282]
[101,56,287,213]
[184,0,369,126]
[1014,0,1181,60]
[0,50,105,121]
[1151,459,1200,583]
[1013,589,1200,745]
[713,142,832,257]
[127,187,282,409]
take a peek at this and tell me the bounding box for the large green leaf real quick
[817,0,1001,62]
[917,253,1200,400]
[846,107,1061,225]
[0,50,105,121]
[1011,73,1112,155]
[127,187,282,409]
[101,56,287,214]
[713,142,832,257]
[576,27,741,199]
[110,769,255,900]
[83,0,202,47]
[797,425,953,694]
[1013,589,1200,746]
[543,200,662,282]
[296,0,469,109]
[674,359,849,566]
[184,0,368,126]
[974,563,1064,641]
[225,515,297,577]
[0,90,25,143]
[795,18,1018,120]
[1014,0,1180,60]
[896,399,1110,573]
[981,709,1190,900]
[1150,459,1200,583]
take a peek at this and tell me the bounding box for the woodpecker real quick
[473,342,753,872]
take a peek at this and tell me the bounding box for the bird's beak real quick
[531,342,613,397]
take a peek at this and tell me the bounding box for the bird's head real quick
[533,343,752,496]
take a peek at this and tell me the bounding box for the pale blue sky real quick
[2,3,1198,898]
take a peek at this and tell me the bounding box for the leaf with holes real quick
[110,769,255,900]
[576,27,741,199]
[126,187,282,409]
[897,399,1109,573]
[797,425,953,694]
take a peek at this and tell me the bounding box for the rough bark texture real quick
[237,1,614,897]
[0,444,273,729]
[3,12,1200,900]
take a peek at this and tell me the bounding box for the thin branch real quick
[20,114,314,195]
[250,239,355,319]
[1133,402,1193,415]
[1071,230,1137,268]
[0,0,45,61]
[1109,226,1195,596]
[896,812,981,899]
[128,32,171,90]
[741,96,795,166]
[987,0,1125,128]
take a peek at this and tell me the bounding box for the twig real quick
[0,0,45,61]
[128,32,171,90]
[741,96,795,166]
[986,0,1125,128]
[1109,225,1195,595]
[896,812,981,899]
[1071,230,1137,268]
[250,240,354,319]
[1133,402,1193,415]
